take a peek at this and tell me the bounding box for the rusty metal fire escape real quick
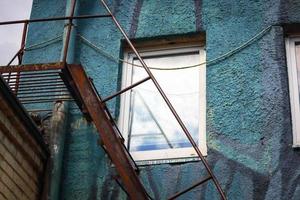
[0,0,226,199]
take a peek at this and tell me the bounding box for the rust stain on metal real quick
[0,62,64,73]
[62,64,149,200]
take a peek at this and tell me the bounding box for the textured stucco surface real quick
[24,0,66,64]
[25,0,300,199]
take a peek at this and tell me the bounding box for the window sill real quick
[135,156,202,166]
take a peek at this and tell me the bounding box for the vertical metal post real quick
[15,22,29,94]
[48,101,69,200]
[62,0,77,65]
[48,1,77,199]
[19,22,28,64]
[6,47,24,84]
[100,1,226,199]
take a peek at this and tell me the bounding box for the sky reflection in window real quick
[128,52,201,152]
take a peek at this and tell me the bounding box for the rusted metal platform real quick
[0,62,150,200]
[0,62,74,107]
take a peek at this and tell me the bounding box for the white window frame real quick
[118,45,207,163]
[286,37,300,147]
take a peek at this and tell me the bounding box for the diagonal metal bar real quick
[113,176,130,197]
[0,15,111,26]
[89,78,140,172]
[168,176,212,200]
[6,45,25,83]
[102,76,151,103]
[7,46,25,67]
[100,1,226,199]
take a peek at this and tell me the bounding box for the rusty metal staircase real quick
[61,64,150,199]
[0,0,227,199]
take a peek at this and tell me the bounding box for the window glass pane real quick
[127,51,201,152]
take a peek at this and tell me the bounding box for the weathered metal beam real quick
[0,62,64,73]
[63,64,149,200]
[60,68,90,121]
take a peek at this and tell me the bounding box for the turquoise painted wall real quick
[25,0,300,199]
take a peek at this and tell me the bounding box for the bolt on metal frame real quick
[0,0,227,199]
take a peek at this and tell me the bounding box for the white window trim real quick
[118,45,207,163]
[286,37,300,147]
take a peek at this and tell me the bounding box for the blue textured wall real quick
[24,0,66,64]
[26,0,300,199]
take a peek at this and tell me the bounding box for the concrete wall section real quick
[23,0,67,64]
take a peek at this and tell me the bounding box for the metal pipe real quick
[168,176,212,200]
[62,0,77,64]
[48,101,69,200]
[102,76,151,102]
[49,1,77,199]
[100,1,226,199]
[0,14,111,26]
